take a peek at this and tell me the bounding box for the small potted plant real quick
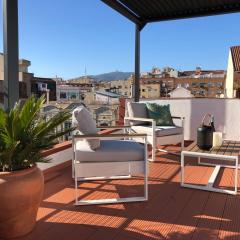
[0,96,73,239]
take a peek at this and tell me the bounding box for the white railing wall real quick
[137,98,240,141]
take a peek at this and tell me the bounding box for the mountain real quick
[92,71,133,81]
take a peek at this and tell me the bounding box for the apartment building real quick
[56,85,83,102]
[140,78,161,98]
[0,54,32,102]
[110,77,133,97]
[225,46,240,98]
[0,53,57,102]
[175,77,225,97]
[31,77,56,101]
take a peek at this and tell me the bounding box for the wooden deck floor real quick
[18,145,240,240]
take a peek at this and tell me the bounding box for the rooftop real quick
[18,144,240,240]
[230,46,240,72]
[96,90,122,98]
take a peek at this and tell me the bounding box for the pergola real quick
[3,0,240,109]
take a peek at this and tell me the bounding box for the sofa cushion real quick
[127,102,148,125]
[146,103,174,126]
[131,125,183,137]
[72,106,100,150]
[75,140,144,162]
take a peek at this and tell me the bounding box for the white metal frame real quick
[181,150,239,195]
[72,133,148,205]
[124,116,185,162]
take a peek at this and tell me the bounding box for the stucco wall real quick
[138,98,240,141]
[225,51,234,98]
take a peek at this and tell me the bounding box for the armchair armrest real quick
[171,116,185,128]
[124,117,156,124]
[171,116,185,120]
[96,125,131,129]
[73,133,147,140]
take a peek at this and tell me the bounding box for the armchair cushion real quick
[75,140,144,162]
[127,102,148,125]
[131,125,183,137]
[146,103,174,126]
[72,107,100,150]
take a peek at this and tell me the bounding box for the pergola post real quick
[133,24,141,102]
[133,23,146,102]
[3,0,19,110]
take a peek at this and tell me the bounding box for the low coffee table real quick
[181,140,240,195]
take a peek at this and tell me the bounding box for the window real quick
[199,83,207,88]
[70,92,77,99]
[216,82,223,87]
[60,92,67,99]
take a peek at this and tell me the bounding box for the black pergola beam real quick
[3,0,19,110]
[144,5,240,23]
[101,0,143,26]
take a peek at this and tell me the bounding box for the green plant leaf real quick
[0,96,73,172]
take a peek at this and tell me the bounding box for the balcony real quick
[13,97,240,240]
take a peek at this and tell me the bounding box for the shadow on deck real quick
[18,145,240,240]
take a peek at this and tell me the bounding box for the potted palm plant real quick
[0,96,73,239]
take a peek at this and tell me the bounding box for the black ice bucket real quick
[197,114,215,150]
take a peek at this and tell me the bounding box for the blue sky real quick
[0,0,240,79]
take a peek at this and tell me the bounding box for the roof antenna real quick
[85,65,87,78]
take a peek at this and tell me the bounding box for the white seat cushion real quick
[75,140,144,162]
[131,125,183,137]
[72,107,100,150]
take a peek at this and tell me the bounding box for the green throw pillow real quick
[146,103,174,126]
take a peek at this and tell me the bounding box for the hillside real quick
[92,71,133,81]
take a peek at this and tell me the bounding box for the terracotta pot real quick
[0,166,44,239]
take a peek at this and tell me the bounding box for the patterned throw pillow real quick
[146,103,174,126]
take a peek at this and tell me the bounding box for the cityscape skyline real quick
[0,0,240,79]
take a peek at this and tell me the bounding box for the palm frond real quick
[0,96,73,172]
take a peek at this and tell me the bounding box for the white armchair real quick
[72,106,148,205]
[125,102,185,162]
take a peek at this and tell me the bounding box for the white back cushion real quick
[72,106,100,150]
[127,102,148,125]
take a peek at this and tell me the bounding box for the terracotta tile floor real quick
[18,145,240,240]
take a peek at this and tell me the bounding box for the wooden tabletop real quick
[186,141,240,157]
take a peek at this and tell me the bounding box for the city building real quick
[31,77,56,101]
[175,77,225,97]
[110,77,133,97]
[169,86,194,98]
[0,53,57,102]
[0,53,32,102]
[95,90,120,104]
[140,78,161,98]
[56,85,84,102]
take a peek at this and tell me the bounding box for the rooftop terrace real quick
[18,144,240,240]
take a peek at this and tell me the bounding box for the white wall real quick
[169,87,194,98]
[138,98,240,141]
[95,94,119,104]
[37,148,72,171]
[225,50,234,98]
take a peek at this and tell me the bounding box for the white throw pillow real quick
[127,102,148,125]
[72,106,100,150]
